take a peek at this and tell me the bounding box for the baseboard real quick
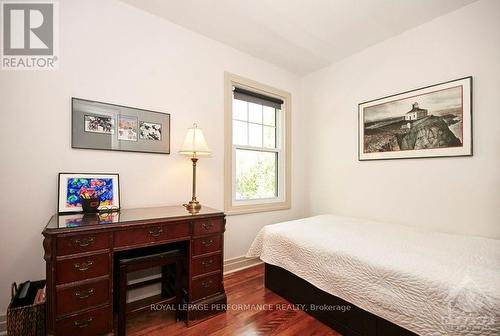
[223,256,262,274]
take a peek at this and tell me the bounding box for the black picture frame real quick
[72,97,171,154]
[57,172,121,214]
[358,76,473,161]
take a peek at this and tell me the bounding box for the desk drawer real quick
[57,233,109,256]
[192,235,222,256]
[114,222,190,248]
[191,273,221,301]
[192,254,222,277]
[55,305,111,336]
[56,278,109,316]
[193,218,224,236]
[57,253,109,285]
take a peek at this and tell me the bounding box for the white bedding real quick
[247,215,500,336]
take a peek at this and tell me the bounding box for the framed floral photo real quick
[58,173,120,213]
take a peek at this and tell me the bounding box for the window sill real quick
[225,202,290,216]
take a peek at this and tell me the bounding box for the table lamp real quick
[179,123,211,212]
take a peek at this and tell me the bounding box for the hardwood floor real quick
[127,264,341,335]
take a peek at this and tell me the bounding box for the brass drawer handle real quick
[201,239,213,247]
[201,280,212,288]
[202,223,214,231]
[201,259,213,268]
[148,227,164,237]
[74,316,93,328]
[74,288,95,299]
[73,237,95,247]
[74,260,94,272]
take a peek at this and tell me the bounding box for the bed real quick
[247,215,500,336]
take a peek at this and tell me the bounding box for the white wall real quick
[0,0,306,313]
[2,0,498,317]
[303,0,500,239]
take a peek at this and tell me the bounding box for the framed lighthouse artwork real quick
[358,77,472,161]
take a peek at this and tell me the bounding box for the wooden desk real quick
[42,206,227,335]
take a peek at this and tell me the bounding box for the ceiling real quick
[120,0,477,75]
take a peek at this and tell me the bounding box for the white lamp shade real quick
[179,123,211,156]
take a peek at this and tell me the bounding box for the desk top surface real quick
[44,205,224,233]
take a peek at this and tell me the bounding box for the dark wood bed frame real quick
[265,263,418,336]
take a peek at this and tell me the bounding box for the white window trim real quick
[224,72,291,215]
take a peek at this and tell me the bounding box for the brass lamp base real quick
[183,156,203,214]
[183,200,201,213]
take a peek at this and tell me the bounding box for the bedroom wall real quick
[302,0,500,239]
[0,0,306,313]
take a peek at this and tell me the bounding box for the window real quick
[224,73,291,214]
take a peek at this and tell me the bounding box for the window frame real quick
[224,72,291,215]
